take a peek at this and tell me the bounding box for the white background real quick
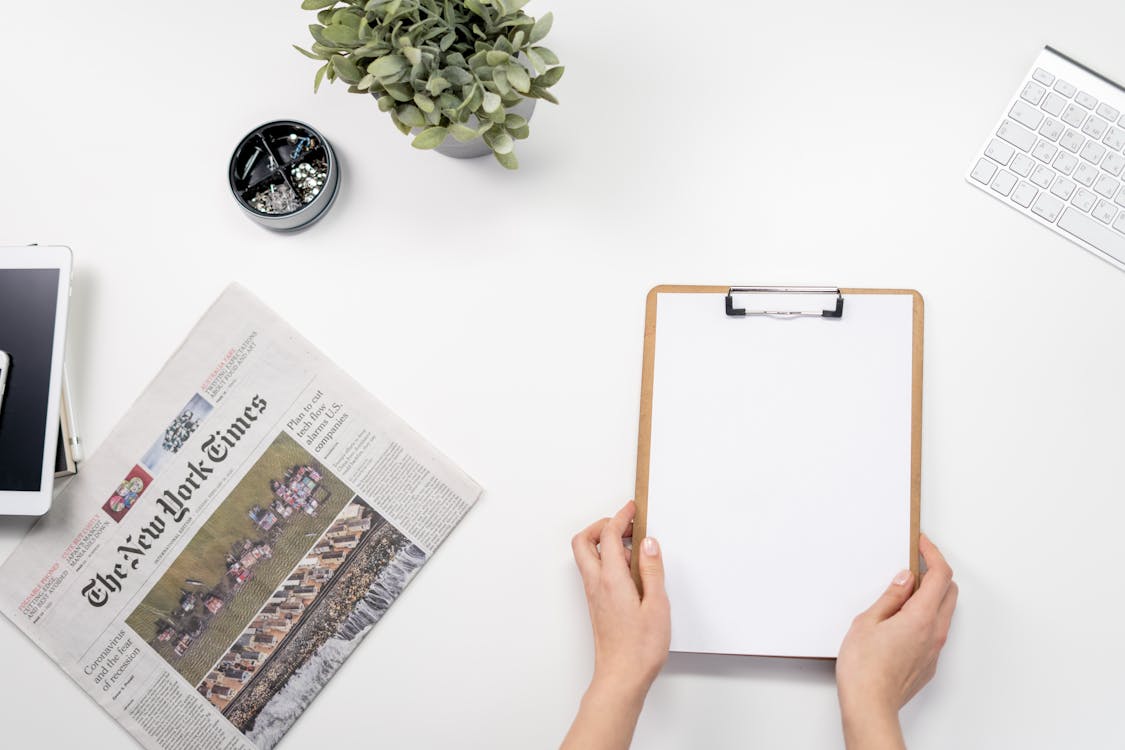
[2,0,1124,747]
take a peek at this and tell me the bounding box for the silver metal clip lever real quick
[724,286,844,318]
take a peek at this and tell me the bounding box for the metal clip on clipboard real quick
[724,286,845,318]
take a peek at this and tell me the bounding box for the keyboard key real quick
[1009,100,1044,130]
[1094,199,1117,223]
[1098,103,1120,122]
[1115,185,1125,208]
[1053,151,1078,175]
[1032,193,1064,222]
[1082,115,1109,140]
[1104,127,1125,151]
[1011,153,1035,177]
[1054,79,1077,98]
[971,158,998,184]
[1039,118,1064,141]
[1073,188,1097,211]
[1103,152,1125,177]
[1114,212,1125,234]
[1060,128,1085,153]
[991,170,1018,196]
[1074,161,1098,186]
[1011,181,1037,207]
[1058,207,1125,260]
[997,120,1037,151]
[985,138,1015,165]
[1041,93,1067,117]
[1051,177,1076,200]
[1032,139,1058,163]
[1075,91,1099,110]
[1033,68,1055,86]
[1080,140,1106,164]
[1021,81,1047,105]
[1030,164,1054,188]
[1094,173,1120,198]
[1061,103,1087,128]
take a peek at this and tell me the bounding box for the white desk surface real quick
[2,1,1124,747]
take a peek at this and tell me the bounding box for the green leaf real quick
[403,46,422,66]
[510,124,530,139]
[506,62,530,93]
[414,92,435,113]
[412,126,449,149]
[368,54,408,77]
[536,65,564,87]
[397,104,426,127]
[440,32,456,51]
[333,9,361,28]
[492,68,510,96]
[504,114,527,129]
[511,31,525,50]
[449,122,479,142]
[385,82,415,101]
[443,67,472,86]
[494,150,519,170]
[301,0,338,9]
[331,55,362,82]
[377,94,396,111]
[529,12,553,44]
[323,24,359,45]
[523,48,546,75]
[426,76,451,95]
[490,131,514,155]
[531,46,558,65]
[293,45,322,60]
[529,85,558,104]
[390,111,412,135]
[485,50,510,66]
[313,63,328,92]
[465,0,486,18]
[482,90,502,113]
[358,73,376,89]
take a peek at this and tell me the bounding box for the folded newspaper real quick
[0,285,482,749]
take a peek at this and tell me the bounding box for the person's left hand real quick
[571,500,670,700]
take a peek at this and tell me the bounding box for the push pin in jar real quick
[228,120,340,231]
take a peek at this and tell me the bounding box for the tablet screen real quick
[0,268,60,492]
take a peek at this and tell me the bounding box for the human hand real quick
[836,534,958,749]
[571,501,671,700]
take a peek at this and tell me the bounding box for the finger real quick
[571,517,610,581]
[638,536,668,604]
[862,568,914,621]
[935,580,958,646]
[598,501,635,568]
[906,533,953,615]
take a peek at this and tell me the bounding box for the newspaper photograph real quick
[0,285,482,750]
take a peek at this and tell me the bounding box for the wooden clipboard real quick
[630,285,923,607]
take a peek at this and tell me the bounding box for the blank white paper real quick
[646,292,915,657]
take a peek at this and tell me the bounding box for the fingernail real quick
[642,537,659,556]
[893,569,911,586]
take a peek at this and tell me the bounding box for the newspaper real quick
[0,285,482,750]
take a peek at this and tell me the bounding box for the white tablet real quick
[0,245,71,515]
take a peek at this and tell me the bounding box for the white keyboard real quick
[967,47,1125,272]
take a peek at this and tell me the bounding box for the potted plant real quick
[296,0,564,169]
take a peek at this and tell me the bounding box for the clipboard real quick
[631,285,923,658]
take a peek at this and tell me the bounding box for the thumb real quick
[638,537,667,602]
[863,569,914,621]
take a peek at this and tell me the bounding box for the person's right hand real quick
[836,534,958,749]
